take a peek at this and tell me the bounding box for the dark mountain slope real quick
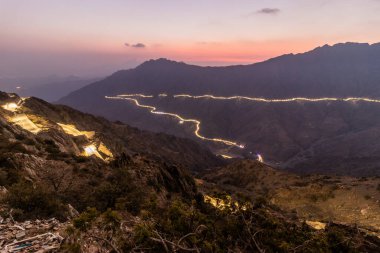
[0,92,223,172]
[60,42,380,107]
[58,43,380,176]
[1,91,380,252]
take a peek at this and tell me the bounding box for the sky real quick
[1,0,380,78]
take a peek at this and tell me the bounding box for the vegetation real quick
[3,149,377,252]
[6,180,66,220]
[61,196,379,252]
[1,95,379,252]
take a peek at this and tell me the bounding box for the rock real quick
[15,231,26,239]
[306,220,326,230]
[68,204,79,218]
[0,214,66,252]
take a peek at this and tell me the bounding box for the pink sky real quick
[1,0,380,77]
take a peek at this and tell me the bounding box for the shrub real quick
[73,207,99,231]
[5,180,65,220]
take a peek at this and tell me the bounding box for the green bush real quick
[5,180,65,220]
[73,207,99,231]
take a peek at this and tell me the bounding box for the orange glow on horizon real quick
[3,33,322,65]
[99,38,323,65]
[4,34,380,70]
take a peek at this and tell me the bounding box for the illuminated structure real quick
[57,123,95,139]
[98,142,113,158]
[256,154,264,163]
[1,103,19,112]
[58,123,113,160]
[83,144,104,159]
[10,114,41,134]
[204,195,247,211]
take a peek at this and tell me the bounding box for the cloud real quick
[256,8,280,15]
[132,43,146,48]
[124,42,146,49]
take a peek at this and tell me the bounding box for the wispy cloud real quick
[256,8,280,15]
[132,43,146,48]
[125,42,147,49]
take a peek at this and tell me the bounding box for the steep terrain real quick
[59,43,380,175]
[0,91,204,214]
[201,160,380,236]
[107,96,380,176]
[1,92,222,172]
[61,43,380,102]
[2,91,380,252]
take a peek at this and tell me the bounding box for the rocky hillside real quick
[1,91,380,252]
[201,160,380,237]
[0,91,200,214]
[1,92,223,172]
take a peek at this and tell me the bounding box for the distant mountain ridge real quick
[58,42,380,176]
[60,42,380,106]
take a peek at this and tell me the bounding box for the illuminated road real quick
[106,93,380,160]
[173,94,380,103]
[105,95,245,149]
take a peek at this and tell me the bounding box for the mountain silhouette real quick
[59,43,380,175]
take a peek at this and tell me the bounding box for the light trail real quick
[105,92,380,158]
[173,94,380,103]
[105,95,244,148]
[118,94,154,98]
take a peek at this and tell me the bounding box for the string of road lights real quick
[106,93,380,161]
[173,94,380,103]
[105,95,245,149]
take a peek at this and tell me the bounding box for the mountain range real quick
[60,42,380,176]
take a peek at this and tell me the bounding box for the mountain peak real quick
[311,42,373,53]
[137,58,189,70]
